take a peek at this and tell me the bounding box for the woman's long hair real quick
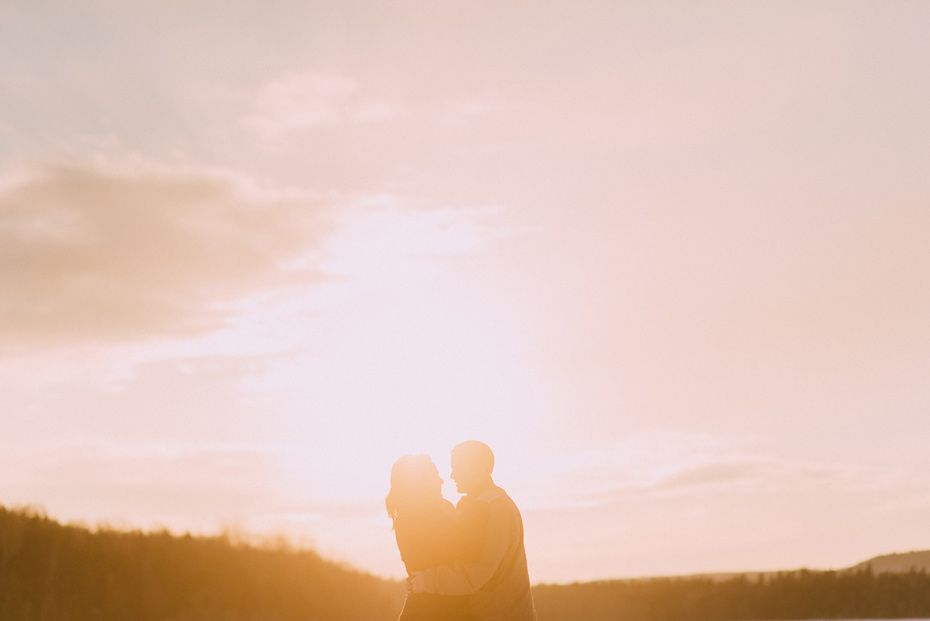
[385,454,443,529]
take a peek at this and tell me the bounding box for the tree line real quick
[533,567,930,621]
[3,504,930,621]
[0,505,404,621]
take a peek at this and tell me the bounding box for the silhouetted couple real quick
[386,441,537,621]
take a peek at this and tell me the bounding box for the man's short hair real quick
[452,440,495,475]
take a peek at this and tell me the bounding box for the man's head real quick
[450,440,494,494]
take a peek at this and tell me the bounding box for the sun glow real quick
[244,202,539,504]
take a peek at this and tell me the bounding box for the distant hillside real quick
[0,505,404,621]
[533,550,930,621]
[850,549,930,573]
[627,549,930,582]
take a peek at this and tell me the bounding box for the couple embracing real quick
[386,440,537,621]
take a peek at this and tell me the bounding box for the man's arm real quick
[411,498,512,595]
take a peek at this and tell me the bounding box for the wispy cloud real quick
[319,197,501,290]
[243,72,406,139]
[440,94,523,123]
[519,431,919,512]
[0,160,328,349]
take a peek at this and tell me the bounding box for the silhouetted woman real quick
[386,454,471,621]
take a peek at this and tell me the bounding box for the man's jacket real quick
[419,483,537,621]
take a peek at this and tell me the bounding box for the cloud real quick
[319,198,500,289]
[584,455,909,506]
[522,431,915,512]
[243,72,405,138]
[656,461,763,490]
[440,94,523,123]
[0,160,328,349]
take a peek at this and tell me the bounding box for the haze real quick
[2,1,930,584]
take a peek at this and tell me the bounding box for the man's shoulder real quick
[476,484,507,503]
[467,484,518,512]
[456,485,504,513]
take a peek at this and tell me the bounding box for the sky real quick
[2,0,930,584]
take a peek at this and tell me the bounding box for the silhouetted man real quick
[410,440,537,621]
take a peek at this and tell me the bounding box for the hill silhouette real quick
[850,549,930,573]
[0,505,404,620]
[621,549,930,584]
[3,503,930,621]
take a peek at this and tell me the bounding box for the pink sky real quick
[2,1,930,583]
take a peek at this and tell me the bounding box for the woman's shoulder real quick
[438,498,463,523]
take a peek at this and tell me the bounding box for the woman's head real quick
[385,454,444,524]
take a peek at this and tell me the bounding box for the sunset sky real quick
[3,1,930,584]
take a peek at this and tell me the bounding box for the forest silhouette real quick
[3,504,930,621]
[0,505,403,620]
